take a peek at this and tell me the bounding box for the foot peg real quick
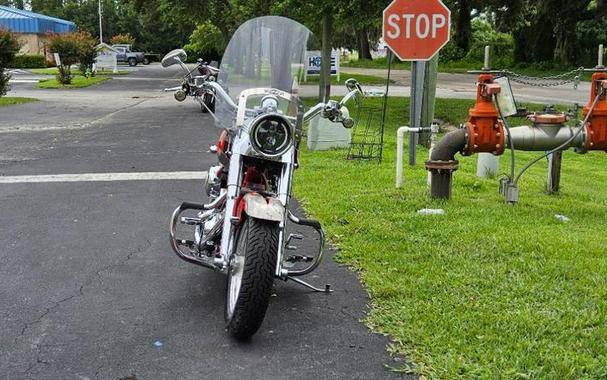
[286,255,314,263]
[287,276,332,293]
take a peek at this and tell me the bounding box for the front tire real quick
[225,217,278,340]
[128,58,137,67]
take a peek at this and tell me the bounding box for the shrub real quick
[0,28,20,97]
[47,32,83,84]
[110,33,136,46]
[439,40,467,62]
[464,19,514,68]
[576,18,607,67]
[11,54,47,68]
[75,31,98,76]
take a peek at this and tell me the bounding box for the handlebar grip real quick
[180,202,207,211]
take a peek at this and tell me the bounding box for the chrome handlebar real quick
[203,81,238,111]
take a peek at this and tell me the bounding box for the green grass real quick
[30,68,129,76]
[37,75,111,89]
[295,96,607,378]
[302,73,394,85]
[0,97,37,106]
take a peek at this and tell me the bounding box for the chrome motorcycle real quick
[163,56,218,113]
[165,16,363,339]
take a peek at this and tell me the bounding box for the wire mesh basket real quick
[347,103,386,162]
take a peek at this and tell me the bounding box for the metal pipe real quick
[483,45,491,71]
[599,44,604,68]
[396,126,424,188]
[169,204,217,270]
[427,122,439,187]
[285,211,325,277]
[204,81,238,111]
[429,128,467,161]
[425,128,467,199]
[506,125,585,151]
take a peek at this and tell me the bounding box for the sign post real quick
[383,0,451,166]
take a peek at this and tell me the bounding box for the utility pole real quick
[98,0,103,44]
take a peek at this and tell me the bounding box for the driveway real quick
[0,65,407,379]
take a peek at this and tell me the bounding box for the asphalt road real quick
[340,67,590,105]
[0,66,408,379]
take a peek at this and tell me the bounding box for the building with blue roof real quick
[0,5,76,55]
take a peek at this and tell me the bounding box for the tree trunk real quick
[356,28,372,60]
[454,0,471,51]
[553,23,578,66]
[320,13,332,102]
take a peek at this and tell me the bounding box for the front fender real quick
[239,193,284,222]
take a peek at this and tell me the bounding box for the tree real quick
[47,32,82,84]
[110,33,136,46]
[0,28,19,97]
[339,0,384,60]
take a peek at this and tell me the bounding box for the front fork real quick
[169,153,331,292]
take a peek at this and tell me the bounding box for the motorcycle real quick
[165,16,363,339]
[163,55,219,113]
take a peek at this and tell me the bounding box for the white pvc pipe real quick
[396,126,421,188]
[476,153,499,178]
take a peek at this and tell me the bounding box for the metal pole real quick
[98,0,103,44]
[419,53,439,146]
[409,61,426,166]
[546,151,562,194]
[483,45,491,71]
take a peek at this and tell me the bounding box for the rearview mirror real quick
[345,78,363,94]
[161,49,187,68]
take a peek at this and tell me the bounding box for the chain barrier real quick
[495,67,585,89]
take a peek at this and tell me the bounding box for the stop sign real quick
[383,0,451,61]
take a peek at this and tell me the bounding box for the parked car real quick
[112,44,145,66]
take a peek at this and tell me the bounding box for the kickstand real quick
[287,276,333,293]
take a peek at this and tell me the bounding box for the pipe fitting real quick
[430,128,468,161]
[425,160,460,199]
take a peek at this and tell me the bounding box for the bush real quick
[11,54,47,69]
[0,28,20,96]
[47,32,83,84]
[439,40,467,62]
[576,18,607,67]
[110,33,136,46]
[464,19,514,68]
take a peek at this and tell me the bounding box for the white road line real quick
[8,79,39,84]
[0,171,208,184]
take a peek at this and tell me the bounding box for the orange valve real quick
[463,73,505,156]
[583,72,607,151]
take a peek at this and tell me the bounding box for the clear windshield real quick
[215,16,315,127]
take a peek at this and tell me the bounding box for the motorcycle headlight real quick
[249,114,293,157]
